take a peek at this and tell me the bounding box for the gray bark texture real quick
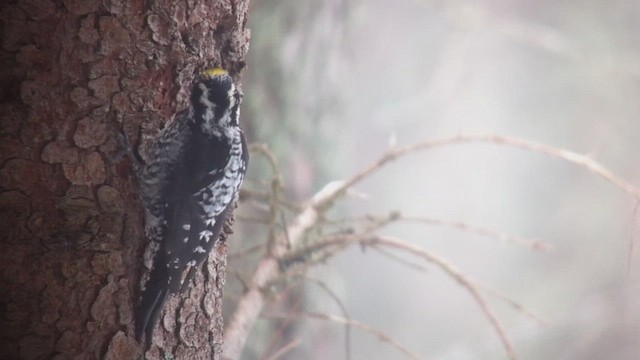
[0,0,250,359]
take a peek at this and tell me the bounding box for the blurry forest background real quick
[224,1,640,359]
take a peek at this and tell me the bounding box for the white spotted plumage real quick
[135,68,248,342]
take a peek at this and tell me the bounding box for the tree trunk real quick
[0,1,249,359]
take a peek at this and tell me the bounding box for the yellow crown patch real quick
[201,68,228,78]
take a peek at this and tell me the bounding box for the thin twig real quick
[223,182,346,360]
[630,199,640,275]
[363,235,517,360]
[249,143,283,180]
[337,134,640,202]
[370,245,429,272]
[240,188,301,211]
[262,282,305,360]
[304,277,353,360]
[280,209,292,250]
[308,234,518,360]
[263,311,422,360]
[249,143,285,253]
[325,213,550,251]
[263,339,302,360]
[225,134,640,359]
[280,213,399,267]
[478,285,548,326]
[399,215,551,252]
[267,180,281,252]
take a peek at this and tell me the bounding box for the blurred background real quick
[225,1,640,359]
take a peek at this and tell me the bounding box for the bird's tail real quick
[135,262,170,343]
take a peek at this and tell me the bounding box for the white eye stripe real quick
[137,69,247,341]
[199,86,215,108]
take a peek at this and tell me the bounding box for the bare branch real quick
[263,339,302,360]
[479,285,548,326]
[248,144,285,252]
[280,232,518,358]
[279,213,400,269]
[338,134,640,201]
[630,199,640,275]
[225,134,640,359]
[249,143,283,183]
[304,277,353,360]
[361,235,518,360]
[239,188,301,211]
[399,215,551,252]
[263,311,422,360]
[326,213,550,252]
[261,282,305,360]
[370,245,429,272]
[223,182,345,360]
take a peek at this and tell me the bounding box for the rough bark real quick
[0,1,250,359]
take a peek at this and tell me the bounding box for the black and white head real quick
[191,68,242,133]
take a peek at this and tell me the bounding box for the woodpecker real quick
[134,68,248,342]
